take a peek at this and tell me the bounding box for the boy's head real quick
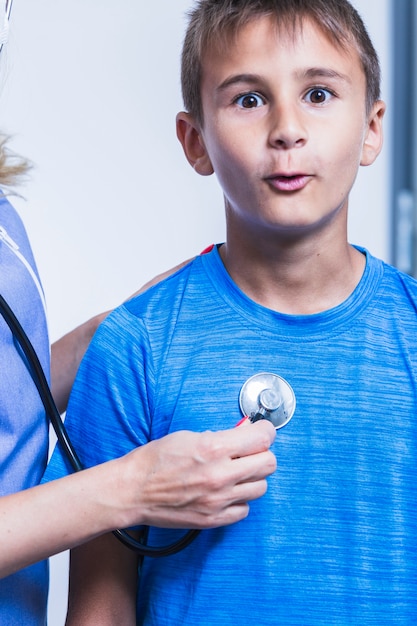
[181,0,381,126]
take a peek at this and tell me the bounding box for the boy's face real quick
[177,16,384,239]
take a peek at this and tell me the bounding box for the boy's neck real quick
[218,234,366,316]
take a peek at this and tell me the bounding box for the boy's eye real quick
[234,93,265,108]
[305,88,333,104]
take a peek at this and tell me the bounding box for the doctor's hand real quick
[112,421,277,530]
[0,421,275,579]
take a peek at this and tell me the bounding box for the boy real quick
[0,2,276,623]
[44,0,417,623]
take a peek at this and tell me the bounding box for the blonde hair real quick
[0,134,30,189]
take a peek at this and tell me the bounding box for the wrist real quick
[90,454,147,531]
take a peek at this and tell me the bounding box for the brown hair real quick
[181,0,381,125]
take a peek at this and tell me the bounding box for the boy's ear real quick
[176,112,214,176]
[360,100,386,167]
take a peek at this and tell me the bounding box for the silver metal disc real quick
[239,372,296,430]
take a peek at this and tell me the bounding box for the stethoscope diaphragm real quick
[239,372,296,430]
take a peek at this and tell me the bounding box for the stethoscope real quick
[238,372,296,429]
[0,290,297,557]
[0,0,299,558]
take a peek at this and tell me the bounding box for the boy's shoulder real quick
[122,245,219,317]
[89,252,216,368]
[105,253,209,339]
[376,256,417,320]
[381,257,417,293]
[125,256,198,311]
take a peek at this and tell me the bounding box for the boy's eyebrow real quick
[299,67,352,84]
[216,74,264,92]
[216,67,352,92]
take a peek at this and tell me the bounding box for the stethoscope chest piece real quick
[239,372,296,430]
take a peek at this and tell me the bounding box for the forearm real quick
[66,533,138,626]
[0,459,135,579]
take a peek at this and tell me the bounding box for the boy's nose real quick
[268,104,307,150]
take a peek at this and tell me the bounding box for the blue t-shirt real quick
[0,196,50,625]
[44,245,417,625]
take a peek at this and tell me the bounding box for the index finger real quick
[213,420,276,459]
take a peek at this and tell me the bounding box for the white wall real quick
[1,0,226,345]
[0,1,391,623]
[349,0,392,262]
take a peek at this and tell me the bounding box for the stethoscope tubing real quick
[0,293,199,557]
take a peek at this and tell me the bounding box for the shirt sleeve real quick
[42,303,154,482]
